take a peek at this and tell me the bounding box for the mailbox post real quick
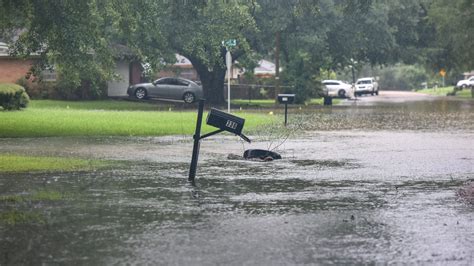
[277,94,295,126]
[189,100,250,183]
[189,99,205,182]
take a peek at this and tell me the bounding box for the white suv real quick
[322,80,352,98]
[355,77,379,96]
[456,76,474,89]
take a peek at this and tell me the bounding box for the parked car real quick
[127,77,203,103]
[456,76,474,89]
[322,80,352,98]
[355,77,379,96]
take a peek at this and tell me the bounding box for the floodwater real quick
[1,92,473,265]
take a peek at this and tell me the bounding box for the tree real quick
[155,0,258,104]
[0,0,169,99]
[427,0,474,71]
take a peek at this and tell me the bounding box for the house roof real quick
[254,59,278,76]
[174,54,192,66]
[463,71,474,76]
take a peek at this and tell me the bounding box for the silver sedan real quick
[127,77,203,103]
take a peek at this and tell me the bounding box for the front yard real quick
[0,100,277,138]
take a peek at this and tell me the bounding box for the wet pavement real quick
[1,92,473,265]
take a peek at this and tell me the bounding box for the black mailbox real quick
[206,108,245,135]
[277,94,295,104]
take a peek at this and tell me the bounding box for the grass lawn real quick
[0,99,276,137]
[0,154,111,173]
[29,99,170,111]
[417,86,473,98]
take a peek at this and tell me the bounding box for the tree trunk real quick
[183,48,240,106]
[192,61,227,105]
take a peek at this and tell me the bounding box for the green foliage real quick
[0,83,30,110]
[428,0,474,70]
[156,0,258,103]
[3,0,469,103]
[375,64,429,91]
[281,52,320,103]
[1,0,169,100]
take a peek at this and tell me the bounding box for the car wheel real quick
[338,89,346,98]
[183,92,195,103]
[134,88,147,100]
[375,90,379,96]
[371,90,375,96]
[461,84,467,89]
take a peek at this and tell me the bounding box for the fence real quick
[223,84,293,101]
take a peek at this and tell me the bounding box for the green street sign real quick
[222,39,237,47]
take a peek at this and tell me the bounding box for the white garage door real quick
[107,61,129,97]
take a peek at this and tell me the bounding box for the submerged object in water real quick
[243,149,282,160]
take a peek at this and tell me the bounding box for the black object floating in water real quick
[243,149,282,160]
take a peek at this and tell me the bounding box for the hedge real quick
[0,83,30,110]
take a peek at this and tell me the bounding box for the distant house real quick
[463,71,474,79]
[107,44,143,97]
[253,59,278,78]
[156,54,200,81]
[0,42,38,83]
[0,41,141,97]
[157,55,279,83]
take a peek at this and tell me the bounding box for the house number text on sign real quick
[225,120,238,130]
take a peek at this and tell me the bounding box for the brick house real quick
[0,42,38,83]
[0,42,142,97]
[156,54,200,81]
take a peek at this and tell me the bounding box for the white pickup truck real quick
[355,77,379,96]
[456,76,474,88]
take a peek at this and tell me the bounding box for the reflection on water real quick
[0,97,473,264]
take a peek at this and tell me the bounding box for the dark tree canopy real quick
[1,0,472,102]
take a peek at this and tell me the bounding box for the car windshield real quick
[357,80,372,85]
[323,82,340,85]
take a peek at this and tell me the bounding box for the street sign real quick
[440,69,446,77]
[222,39,237,47]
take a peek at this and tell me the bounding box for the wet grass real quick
[290,159,358,168]
[417,86,473,98]
[0,154,111,172]
[0,100,276,137]
[0,190,65,225]
[0,210,45,225]
[0,190,63,203]
[29,99,168,111]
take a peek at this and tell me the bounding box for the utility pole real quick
[350,58,357,99]
[275,31,280,99]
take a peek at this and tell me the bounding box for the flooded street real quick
[1,92,473,265]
